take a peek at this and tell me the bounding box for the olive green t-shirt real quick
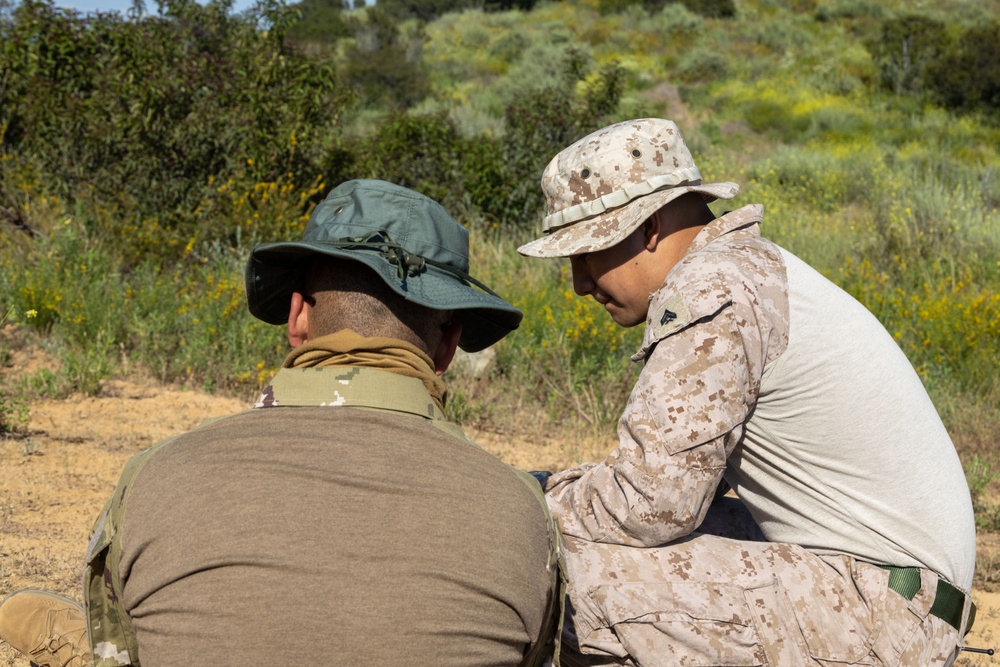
[117,406,554,666]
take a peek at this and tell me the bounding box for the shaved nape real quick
[303,259,452,355]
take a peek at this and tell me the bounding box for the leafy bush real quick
[599,0,733,19]
[868,14,949,96]
[0,0,348,258]
[814,0,886,22]
[676,47,727,83]
[651,2,703,33]
[926,20,1000,119]
[0,386,29,438]
[672,0,734,19]
[498,56,625,225]
[343,7,430,109]
[339,111,474,215]
[377,0,484,23]
[285,0,353,45]
[745,142,887,215]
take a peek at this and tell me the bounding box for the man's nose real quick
[570,256,593,296]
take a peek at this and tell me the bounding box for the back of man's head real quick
[302,259,451,355]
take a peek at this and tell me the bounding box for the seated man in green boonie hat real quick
[0,179,561,667]
[519,119,978,666]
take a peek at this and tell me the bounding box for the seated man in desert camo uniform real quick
[0,179,560,667]
[518,118,978,667]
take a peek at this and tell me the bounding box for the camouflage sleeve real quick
[544,241,788,547]
[545,305,749,546]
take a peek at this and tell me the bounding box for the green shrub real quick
[868,14,950,96]
[342,111,474,216]
[672,0,734,19]
[650,1,702,33]
[343,7,430,109]
[376,0,484,23]
[499,57,625,226]
[927,20,1000,118]
[286,0,353,45]
[0,0,348,257]
[814,0,886,22]
[488,39,593,113]
[599,0,733,19]
[744,142,888,216]
[744,99,811,138]
[487,31,531,64]
[676,47,727,83]
[0,387,29,438]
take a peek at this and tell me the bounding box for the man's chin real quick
[605,304,645,328]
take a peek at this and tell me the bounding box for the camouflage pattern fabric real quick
[541,205,968,665]
[517,118,739,258]
[255,365,446,419]
[84,365,563,667]
[85,442,172,666]
[557,524,964,666]
[544,205,789,547]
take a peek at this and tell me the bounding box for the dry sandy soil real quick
[1,350,998,665]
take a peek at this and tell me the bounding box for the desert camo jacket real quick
[545,204,790,547]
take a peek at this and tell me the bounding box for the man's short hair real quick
[304,259,452,355]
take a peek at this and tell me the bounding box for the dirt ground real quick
[1,362,999,665]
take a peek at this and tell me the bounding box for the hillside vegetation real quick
[1,0,999,536]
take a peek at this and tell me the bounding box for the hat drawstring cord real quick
[322,231,503,298]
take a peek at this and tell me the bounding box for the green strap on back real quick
[882,565,923,600]
[879,565,972,633]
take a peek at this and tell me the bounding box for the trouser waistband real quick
[879,565,973,634]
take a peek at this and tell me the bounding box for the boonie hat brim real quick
[247,245,522,353]
[246,179,523,353]
[517,181,738,258]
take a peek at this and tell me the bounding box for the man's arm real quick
[543,304,753,546]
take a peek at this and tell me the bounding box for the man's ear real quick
[287,292,311,348]
[643,209,664,252]
[433,321,463,376]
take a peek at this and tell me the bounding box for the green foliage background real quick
[1,0,998,484]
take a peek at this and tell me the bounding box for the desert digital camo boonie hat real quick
[246,179,523,353]
[517,118,740,258]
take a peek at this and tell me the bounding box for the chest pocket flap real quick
[633,273,732,362]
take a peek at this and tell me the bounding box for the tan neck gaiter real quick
[282,330,447,411]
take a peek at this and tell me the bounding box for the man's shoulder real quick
[667,206,786,298]
[637,211,789,358]
[117,408,254,474]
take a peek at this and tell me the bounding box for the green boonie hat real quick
[246,179,523,353]
[518,118,740,258]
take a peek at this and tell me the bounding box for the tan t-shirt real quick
[117,405,554,666]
